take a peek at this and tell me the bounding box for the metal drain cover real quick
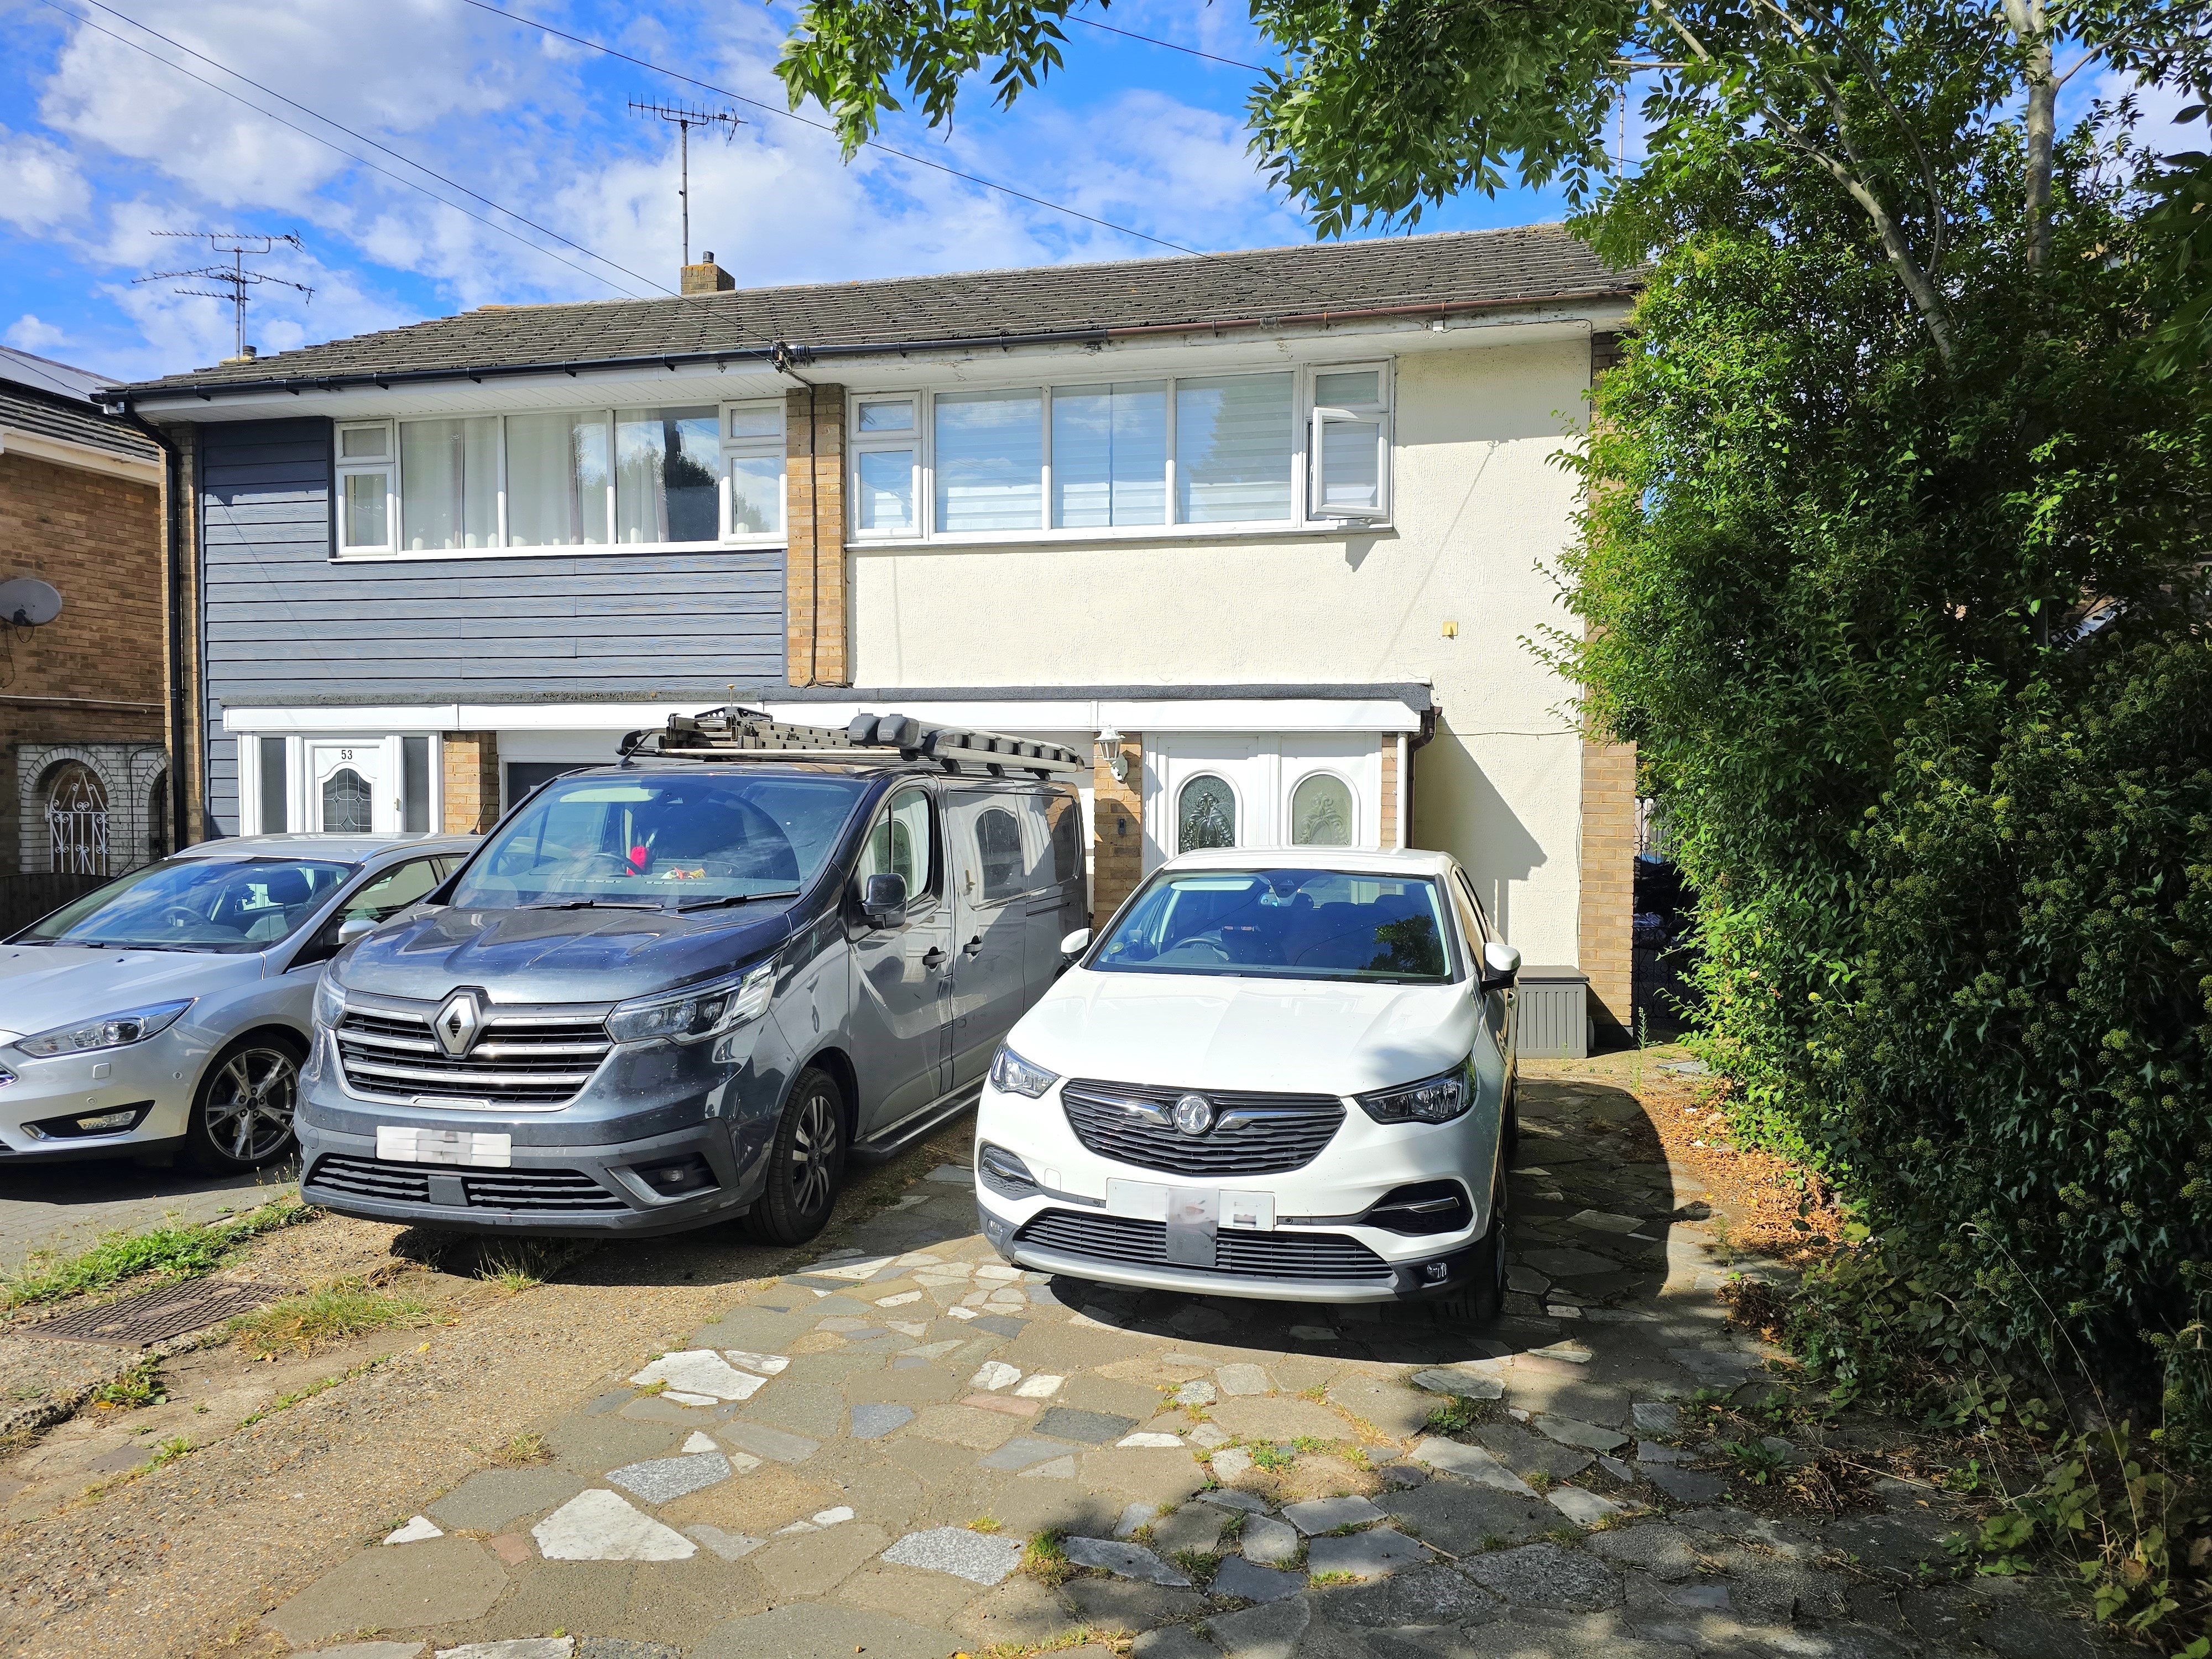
[23,1279,298,1347]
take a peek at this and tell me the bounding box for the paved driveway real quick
[255,1071,2079,1659]
[0,1156,294,1277]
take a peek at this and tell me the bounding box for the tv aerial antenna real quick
[627,101,744,269]
[138,231,313,361]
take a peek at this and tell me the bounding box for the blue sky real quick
[0,0,1577,384]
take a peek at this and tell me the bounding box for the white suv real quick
[973,848,1521,1313]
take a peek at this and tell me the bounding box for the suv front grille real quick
[1015,1208,1390,1282]
[309,1154,628,1213]
[1060,1079,1344,1176]
[336,1006,610,1108]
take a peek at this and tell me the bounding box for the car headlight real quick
[312,975,347,1033]
[608,961,777,1046]
[987,1045,1058,1099]
[1355,1064,1473,1125]
[14,999,194,1059]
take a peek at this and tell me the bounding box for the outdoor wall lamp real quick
[1094,726,1128,784]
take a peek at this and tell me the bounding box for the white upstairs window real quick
[336,422,395,554]
[1308,363,1390,521]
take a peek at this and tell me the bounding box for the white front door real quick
[306,740,387,834]
[1142,734,1382,871]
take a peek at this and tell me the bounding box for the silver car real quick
[0,833,476,1171]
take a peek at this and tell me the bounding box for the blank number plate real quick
[377,1126,512,1168]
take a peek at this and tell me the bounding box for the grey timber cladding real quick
[196,418,786,832]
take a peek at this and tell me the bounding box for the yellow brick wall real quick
[442,731,501,833]
[1578,329,1636,1044]
[1089,734,1145,928]
[784,384,849,686]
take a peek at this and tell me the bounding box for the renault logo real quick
[433,990,483,1057]
[1173,1093,1215,1137]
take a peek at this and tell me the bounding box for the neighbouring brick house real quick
[0,346,171,931]
[106,229,1642,1048]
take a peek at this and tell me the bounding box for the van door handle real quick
[922,946,948,971]
[962,934,984,957]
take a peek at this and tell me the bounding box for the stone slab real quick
[1240,1514,1300,1565]
[427,1469,591,1533]
[1312,1564,1504,1630]
[881,1526,1026,1586]
[698,1603,957,1659]
[853,1403,916,1439]
[606,1451,732,1505]
[1212,1554,1303,1603]
[1644,1465,1729,1504]
[1206,1595,1311,1659]
[1032,1406,1138,1444]
[534,1489,697,1562]
[1284,1495,1384,1535]
[1306,1527,1426,1580]
[1062,1536,1193,1587]
[1534,1415,1630,1454]
[264,1538,507,1646]
[1460,1541,1624,1611]
[718,1420,820,1464]
[1408,1437,1538,1496]
[1410,1369,1504,1401]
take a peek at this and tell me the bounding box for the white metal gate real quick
[46,764,109,876]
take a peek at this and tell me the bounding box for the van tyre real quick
[744,1066,846,1246]
[186,1032,305,1173]
[1439,1168,1509,1324]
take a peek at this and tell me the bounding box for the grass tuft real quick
[90,1358,166,1410]
[968,1516,1003,1534]
[6,1196,309,1310]
[1308,1571,1360,1587]
[230,1281,431,1356]
[1021,1528,1076,1587]
[497,1432,549,1466]
[145,1435,194,1467]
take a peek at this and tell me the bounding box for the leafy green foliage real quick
[3,1196,308,1310]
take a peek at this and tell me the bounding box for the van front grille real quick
[307,1155,628,1213]
[1014,1208,1390,1282]
[336,1005,609,1108]
[1059,1079,1344,1176]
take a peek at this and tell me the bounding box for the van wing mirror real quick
[862,872,908,926]
[1480,941,1522,988]
[1060,927,1092,958]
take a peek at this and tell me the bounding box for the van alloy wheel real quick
[744,1066,847,1245]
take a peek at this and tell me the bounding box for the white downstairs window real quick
[335,422,394,554]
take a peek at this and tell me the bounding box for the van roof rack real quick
[619,706,1088,779]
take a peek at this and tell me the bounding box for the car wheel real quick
[186,1033,305,1173]
[1441,1168,1509,1324]
[742,1066,846,1246]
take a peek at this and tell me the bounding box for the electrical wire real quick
[1067,14,1269,73]
[65,0,674,296]
[456,0,1198,255]
[32,0,657,299]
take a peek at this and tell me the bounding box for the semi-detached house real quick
[105,226,1642,1050]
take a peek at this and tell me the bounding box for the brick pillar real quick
[784,384,849,687]
[1090,734,1144,928]
[442,732,500,833]
[1578,739,1636,1047]
[1380,734,1400,848]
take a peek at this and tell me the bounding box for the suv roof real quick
[175,833,478,863]
[1160,847,1461,878]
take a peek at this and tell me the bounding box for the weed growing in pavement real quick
[1719,1438,1787,1485]
[634,1379,669,1396]
[237,1356,389,1427]
[474,1240,578,1292]
[145,1436,194,1467]
[229,1282,431,1357]
[967,1516,1003,1533]
[90,1358,166,1410]
[1526,1470,1557,1493]
[1425,1397,1484,1436]
[1218,1512,1246,1540]
[1480,1533,1510,1551]
[497,1432,549,1467]
[1308,1571,1359,1588]
[1541,1525,1583,1547]
[1020,1528,1076,1587]
[3,1196,310,1309]
[972,1627,1123,1659]
[1245,1441,1293,1472]
[1172,1550,1221,1584]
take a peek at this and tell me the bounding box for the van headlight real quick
[14,1000,194,1058]
[312,975,346,1032]
[1355,1065,1472,1125]
[608,961,777,1046]
[987,1046,1058,1099]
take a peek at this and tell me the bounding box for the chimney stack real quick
[682,252,735,295]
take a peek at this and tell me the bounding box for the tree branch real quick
[2001,0,2057,270]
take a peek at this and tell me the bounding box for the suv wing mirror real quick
[337,916,378,945]
[1480,941,1522,988]
[861,872,908,927]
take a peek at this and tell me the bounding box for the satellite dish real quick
[0,578,62,627]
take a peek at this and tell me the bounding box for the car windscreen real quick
[15,857,354,953]
[451,772,871,909]
[1091,868,1460,984]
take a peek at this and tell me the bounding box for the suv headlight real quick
[1355,1064,1473,1125]
[987,1045,1058,1099]
[608,961,777,1046]
[312,975,346,1033]
[14,999,194,1059]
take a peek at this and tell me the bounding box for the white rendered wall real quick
[847,334,1592,967]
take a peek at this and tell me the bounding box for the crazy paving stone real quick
[1643,1465,1729,1504]
[1284,1495,1384,1535]
[1407,1437,1539,1496]
[1460,1541,1624,1611]
[427,1469,589,1533]
[1204,1595,1311,1659]
[1151,1506,1224,1556]
[883,1526,1026,1585]
[1063,1536,1193,1587]
[1212,1555,1303,1603]
[972,1316,1028,1338]
[1018,1455,1078,1479]
[1013,1373,1063,1399]
[977,1435,1078,1472]
[685,1525,763,1562]
[1239,1515,1300,1565]
[534,1489,697,1562]
[1174,1380,1218,1407]
[1376,1479,1555,1553]
[1196,1487,1270,1515]
[607,1451,733,1505]
[1031,1406,1137,1444]
[717,1421,820,1464]
[1475,1422,1595,1481]
[1063,1578,1207,1630]
[1115,1503,1159,1537]
[1585,1523,1706,1582]
[1547,1486,1629,1527]
[696,1601,957,1659]
[1119,1432,1184,1448]
[1410,1368,1504,1401]
[852,1403,916,1439]
[1313,1564,1504,1630]
[1534,1415,1630,1454]
[1215,1363,1270,1396]
[1305,1526,1427,1580]
[629,1351,767,1401]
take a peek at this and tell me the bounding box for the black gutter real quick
[109,398,191,855]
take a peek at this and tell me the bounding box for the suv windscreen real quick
[452,772,871,908]
[15,857,353,952]
[1092,868,1459,984]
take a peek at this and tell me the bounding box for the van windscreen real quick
[451,772,871,909]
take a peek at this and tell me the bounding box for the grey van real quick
[295,710,1088,1243]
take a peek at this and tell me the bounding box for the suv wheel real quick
[1440,1168,1509,1324]
[187,1033,305,1173]
[743,1066,846,1246]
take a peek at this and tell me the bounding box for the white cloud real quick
[5,315,72,352]
[0,127,90,232]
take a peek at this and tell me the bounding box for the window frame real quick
[238,732,443,834]
[846,360,1394,547]
[854,782,941,915]
[332,401,788,562]
[1308,359,1392,523]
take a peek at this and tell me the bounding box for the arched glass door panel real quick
[1176,774,1237,853]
